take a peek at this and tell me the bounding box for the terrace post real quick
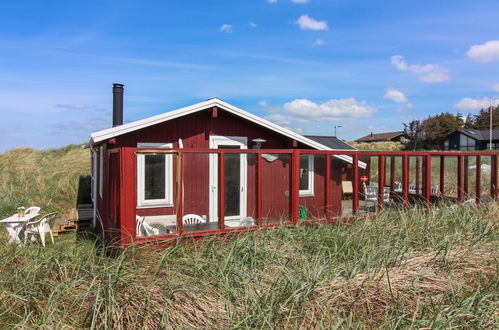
[424,154,431,209]
[325,154,331,222]
[463,156,469,198]
[256,153,263,226]
[402,154,409,209]
[475,155,481,204]
[218,152,225,229]
[352,154,359,215]
[291,150,300,224]
[378,155,385,211]
[389,156,396,192]
[177,152,184,236]
[492,154,498,200]
[439,155,445,196]
[457,155,464,202]
[416,156,420,195]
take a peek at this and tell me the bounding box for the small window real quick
[299,155,314,197]
[137,143,173,208]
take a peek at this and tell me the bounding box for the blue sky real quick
[1,0,499,152]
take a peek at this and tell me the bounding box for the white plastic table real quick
[0,213,39,244]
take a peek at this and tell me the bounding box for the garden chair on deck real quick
[23,212,57,246]
[364,185,390,211]
[431,185,440,195]
[136,215,159,237]
[182,214,206,225]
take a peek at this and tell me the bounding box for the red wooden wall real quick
[97,106,353,243]
[108,107,346,219]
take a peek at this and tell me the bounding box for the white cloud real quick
[467,40,499,63]
[292,0,311,3]
[418,71,450,83]
[296,15,328,31]
[264,114,306,126]
[493,83,499,92]
[264,98,376,130]
[56,104,107,112]
[394,103,413,113]
[390,55,450,83]
[455,97,499,110]
[267,0,278,3]
[384,88,408,103]
[219,24,233,33]
[249,22,257,28]
[259,100,268,107]
[313,39,325,46]
[282,98,376,121]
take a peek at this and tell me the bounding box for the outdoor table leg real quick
[2,223,25,244]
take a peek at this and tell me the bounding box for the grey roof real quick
[304,135,356,150]
[456,129,499,141]
[356,131,404,142]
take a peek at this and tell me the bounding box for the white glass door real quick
[209,136,247,223]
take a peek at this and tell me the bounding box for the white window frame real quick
[299,155,314,197]
[137,143,173,208]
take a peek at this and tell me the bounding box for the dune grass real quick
[0,203,496,328]
[0,145,497,328]
[0,145,90,218]
[350,141,405,151]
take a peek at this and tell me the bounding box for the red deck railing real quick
[113,148,498,246]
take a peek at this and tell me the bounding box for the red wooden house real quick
[90,85,371,245]
[90,85,498,246]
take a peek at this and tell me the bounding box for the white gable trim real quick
[90,98,366,168]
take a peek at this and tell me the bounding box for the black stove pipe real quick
[112,83,124,127]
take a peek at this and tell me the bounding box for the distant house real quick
[304,135,356,150]
[355,131,404,143]
[443,129,499,151]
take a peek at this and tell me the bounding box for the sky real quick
[1,0,499,152]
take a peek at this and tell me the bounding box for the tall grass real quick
[0,145,90,217]
[0,203,496,328]
[350,141,404,151]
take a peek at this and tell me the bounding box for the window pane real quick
[224,153,241,217]
[299,156,309,190]
[144,155,165,200]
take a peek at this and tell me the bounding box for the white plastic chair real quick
[364,186,390,211]
[431,185,440,195]
[24,212,57,246]
[182,214,206,225]
[25,206,41,215]
[136,215,159,237]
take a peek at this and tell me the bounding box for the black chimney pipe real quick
[112,83,124,127]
